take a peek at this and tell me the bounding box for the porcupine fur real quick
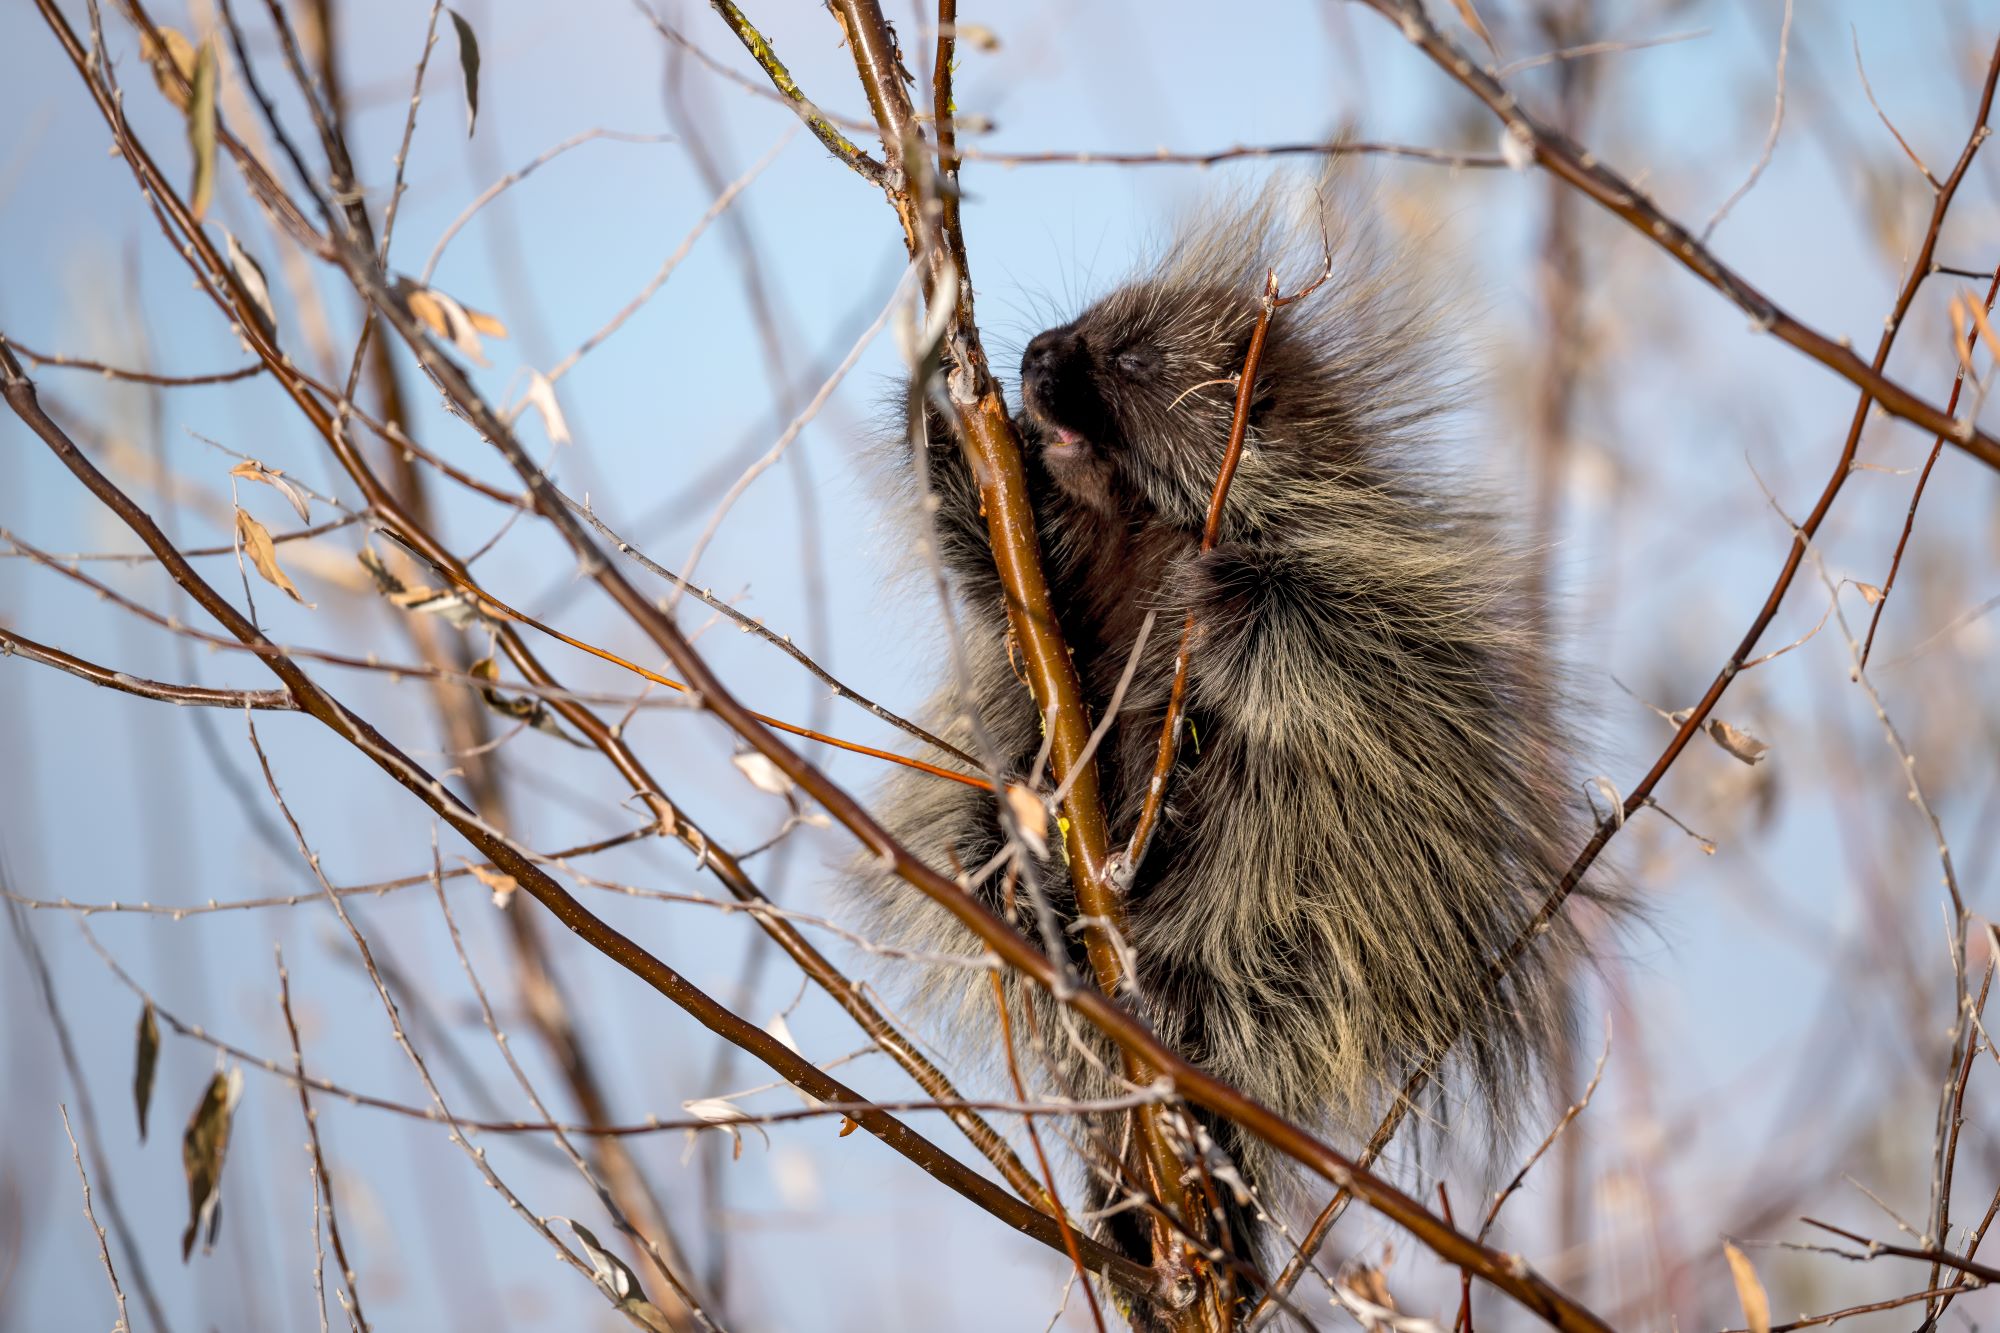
[847,178,1612,1323]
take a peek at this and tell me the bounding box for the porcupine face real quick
[1018,279,1274,526]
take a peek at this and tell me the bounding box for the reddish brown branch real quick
[0,625,299,710]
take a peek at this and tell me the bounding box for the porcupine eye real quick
[1112,344,1161,381]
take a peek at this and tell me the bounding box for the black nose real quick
[1022,326,1084,384]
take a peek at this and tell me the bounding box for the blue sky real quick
[5,2,1999,1329]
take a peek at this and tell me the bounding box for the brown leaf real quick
[1449,0,1499,58]
[180,1068,242,1261]
[141,27,198,110]
[1342,1264,1396,1312]
[1854,581,1884,605]
[229,461,310,523]
[235,508,311,605]
[1705,719,1771,766]
[187,40,217,221]
[461,305,507,338]
[1723,1240,1771,1333]
[403,284,495,365]
[460,858,517,910]
[1005,782,1049,858]
[134,1002,159,1142]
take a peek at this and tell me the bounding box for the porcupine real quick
[849,179,1610,1321]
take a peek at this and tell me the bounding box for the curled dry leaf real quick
[404,283,504,366]
[180,1067,243,1261]
[229,461,310,523]
[460,857,518,910]
[1705,719,1770,766]
[468,656,581,745]
[134,1001,159,1142]
[235,508,312,606]
[1722,1240,1771,1333]
[1586,775,1624,828]
[555,1218,674,1332]
[1005,782,1049,858]
[732,751,794,797]
[358,548,485,629]
[1853,581,1884,605]
[682,1096,770,1159]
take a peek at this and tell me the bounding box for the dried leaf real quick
[134,1002,159,1142]
[179,1067,242,1261]
[462,306,507,338]
[556,1219,674,1330]
[404,284,493,365]
[1854,581,1884,605]
[1967,294,2000,365]
[141,26,198,110]
[1343,1263,1397,1313]
[683,1098,750,1125]
[1705,719,1770,766]
[954,22,1000,51]
[229,461,310,523]
[1449,0,1498,58]
[467,656,580,744]
[1005,782,1049,858]
[446,8,481,137]
[222,232,277,342]
[522,371,571,446]
[837,1116,858,1137]
[187,39,217,221]
[732,751,794,796]
[1723,1241,1771,1333]
[235,508,312,606]
[461,858,517,910]
[1586,775,1624,828]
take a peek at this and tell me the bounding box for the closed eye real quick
[1113,346,1161,379]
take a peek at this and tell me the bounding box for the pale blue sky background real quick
[5,2,2000,1330]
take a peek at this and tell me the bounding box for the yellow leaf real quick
[1723,1241,1771,1333]
[462,305,507,338]
[142,27,198,110]
[235,507,311,605]
[405,287,451,339]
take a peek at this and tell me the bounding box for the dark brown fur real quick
[849,182,1611,1320]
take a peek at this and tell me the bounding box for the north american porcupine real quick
[850,180,1612,1316]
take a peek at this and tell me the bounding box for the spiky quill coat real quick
[849,182,1607,1315]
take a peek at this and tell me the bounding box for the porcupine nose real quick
[1021,326,1084,393]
